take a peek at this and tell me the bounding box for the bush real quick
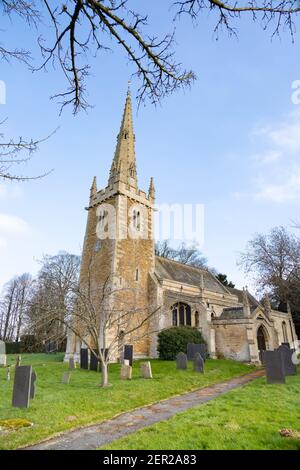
[157,326,205,360]
[5,342,21,354]
[20,335,40,353]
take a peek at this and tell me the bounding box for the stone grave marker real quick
[140,361,152,379]
[124,345,133,366]
[30,371,37,399]
[193,352,204,373]
[6,366,10,381]
[187,342,195,360]
[0,340,6,367]
[62,372,71,384]
[120,364,132,380]
[199,344,207,362]
[176,352,188,370]
[90,350,99,372]
[69,357,75,370]
[124,359,130,366]
[278,344,297,376]
[263,350,286,384]
[12,365,32,408]
[80,348,89,370]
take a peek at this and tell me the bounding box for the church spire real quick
[108,84,137,189]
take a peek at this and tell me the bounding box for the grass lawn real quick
[104,367,300,450]
[0,354,254,450]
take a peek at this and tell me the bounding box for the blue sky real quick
[1,2,300,292]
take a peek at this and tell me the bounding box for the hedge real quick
[157,326,205,360]
[5,342,21,354]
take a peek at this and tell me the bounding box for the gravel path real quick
[25,369,264,450]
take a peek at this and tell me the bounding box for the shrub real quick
[20,335,40,353]
[157,326,205,360]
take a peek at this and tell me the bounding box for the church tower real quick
[65,87,156,361]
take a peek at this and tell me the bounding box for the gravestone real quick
[187,343,195,360]
[278,344,297,376]
[140,361,152,379]
[199,344,207,362]
[45,341,57,354]
[69,357,75,370]
[15,355,21,367]
[6,366,10,381]
[62,372,71,384]
[90,350,99,372]
[124,359,130,366]
[124,345,133,366]
[80,348,89,370]
[120,364,132,380]
[176,352,188,370]
[12,365,32,408]
[0,340,6,367]
[193,352,204,373]
[187,343,206,361]
[30,371,37,399]
[263,350,286,384]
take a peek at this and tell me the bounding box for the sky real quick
[1,1,300,293]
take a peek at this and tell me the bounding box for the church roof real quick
[219,306,257,320]
[227,287,259,308]
[155,256,230,294]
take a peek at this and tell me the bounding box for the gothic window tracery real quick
[171,302,192,327]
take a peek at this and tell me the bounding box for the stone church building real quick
[65,89,298,365]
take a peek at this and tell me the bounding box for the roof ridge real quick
[155,255,209,274]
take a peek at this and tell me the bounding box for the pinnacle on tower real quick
[90,176,97,198]
[148,177,155,200]
[108,85,137,189]
[242,287,251,318]
[263,294,272,317]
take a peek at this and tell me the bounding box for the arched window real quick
[171,303,191,327]
[195,311,199,327]
[282,321,288,343]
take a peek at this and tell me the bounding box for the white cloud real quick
[255,167,300,203]
[0,214,29,238]
[250,112,300,203]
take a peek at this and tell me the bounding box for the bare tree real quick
[155,240,207,268]
[239,226,300,333]
[24,252,81,348]
[0,273,32,341]
[2,1,298,114]
[175,0,300,39]
[0,120,55,181]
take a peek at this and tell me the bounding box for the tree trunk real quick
[100,362,110,387]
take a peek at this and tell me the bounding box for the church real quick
[65,89,298,365]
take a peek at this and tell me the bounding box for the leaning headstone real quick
[6,366,10,381]
[12,365,32,408]
[140,361,152,379]
[0,340,6,367]
[120,364,132,380]
[69,357,75,370]
[62,372,71,384]
[30,371,37,399]
[124,345,133,366]
[263,350,286,384]
[176,352,188,370]
[90,350,99,372]
[15,355,21,367]
[278,344,297,376]
[80,348,89,370]
[193,352,204,373]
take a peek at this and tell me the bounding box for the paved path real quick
[25,369,264,450]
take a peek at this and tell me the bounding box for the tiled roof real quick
[155,256,230,295]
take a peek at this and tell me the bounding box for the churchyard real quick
[0,353,253,450]
[104,368,300,450]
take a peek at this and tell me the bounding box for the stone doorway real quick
[257,325,267,362]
